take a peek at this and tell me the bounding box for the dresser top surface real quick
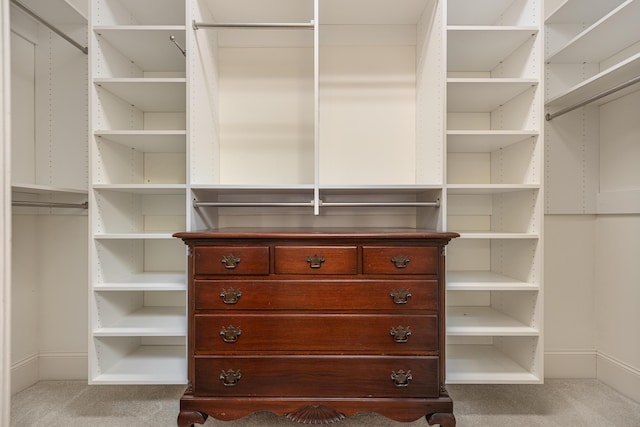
[173,227,459,241]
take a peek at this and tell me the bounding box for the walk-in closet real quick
[1,0,639,425]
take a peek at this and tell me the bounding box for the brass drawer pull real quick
[306,254,325,268]
[390,326,412,343]
[391,370,412,387]
[220,369,241,387]
[391,255,410,268]
[220,325,242,343]
[220,287,242,304]
[221,254,241,269]
[390,288,412,304]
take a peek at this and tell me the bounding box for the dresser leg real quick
[426,412,456,427]
[177,410,208,427]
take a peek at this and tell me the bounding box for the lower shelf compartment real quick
[446,343,541,384]
[91,341,186,384]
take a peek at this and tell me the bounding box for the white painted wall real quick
[595,215,640,402]
[544,214,597,378]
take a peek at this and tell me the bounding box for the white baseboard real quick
[597,352,640,403]
[544,351,597,378]
[10,354,39,394]
[11,352,87,394]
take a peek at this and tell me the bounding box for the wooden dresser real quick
[174,228,458,426]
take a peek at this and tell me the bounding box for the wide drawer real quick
[362,246,438,275]
[195,280,438,310]
[194,355,439,398]
[194,246,269,275]
[195,314,438,353]
[274,246,357,274]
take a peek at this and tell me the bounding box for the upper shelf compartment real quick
[546,0,640,64]
[94,27,186,77]
[448,0,539,26]
[545,0,625,24]
[196,0,439,47]
[93,0,185,26]
[447,27,538,77]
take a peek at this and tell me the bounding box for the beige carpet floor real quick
[10,379,640,426]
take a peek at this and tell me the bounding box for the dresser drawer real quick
[195,280,438,311]
[274,246,357,274]
[362,246,438,275]
[194,355,439,398]
[194,246,269,275]
[195,314,438,353]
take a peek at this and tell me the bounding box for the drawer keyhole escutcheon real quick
[220,369,241,387]
[390,326,412,343]
[390,288,412,304]
[391,255,410,268]
[221,254,241,269]
[391,370,412,387]
[220,325,242,343]
[220,288,242,304]
[306,254,325,268]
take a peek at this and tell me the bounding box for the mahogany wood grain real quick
[174,229,458,426]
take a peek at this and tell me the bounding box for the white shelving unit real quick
[189,0,444,229]
[89,0,187,384]
[83,0,548,386]
[544,0,640,215]
[445,0,544,383]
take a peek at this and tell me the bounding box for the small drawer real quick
[194,246,269,275]
[363,246,438,275]
[274,246,357,274]
[195,314,438,353]
[194,355,439,398]
[195,279,438,310]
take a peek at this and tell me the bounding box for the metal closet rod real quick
[546,74,640,121]
[193,199,440,208]
[192,20,314,30]
[10,0,88,55]
[12,200,89,209]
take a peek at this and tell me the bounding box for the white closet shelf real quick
[447,79,538,112]
[447,306,538,336]
[94,26,186,73]
[447,130,538,153]
[12,183,87,195]
[93,273,187,291]
[17,0,87,25]
[545,0,624,25]
[447,184,539,194]
[91,345,186,385]
[447,27,537,72]
[320,185,441,192]
[456,232,539,239]
[93,184,186,194]
[447,271,539,291]
[546,0,640,63]
[94,130,186,153]
[446,344,541,384]
[447,0,517,25]
[93,306,186,337]
[93,233,176,239]
[94,78,186,112]
[94,0,184,26]
[192,184,314,192]
[545,52,640,108]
